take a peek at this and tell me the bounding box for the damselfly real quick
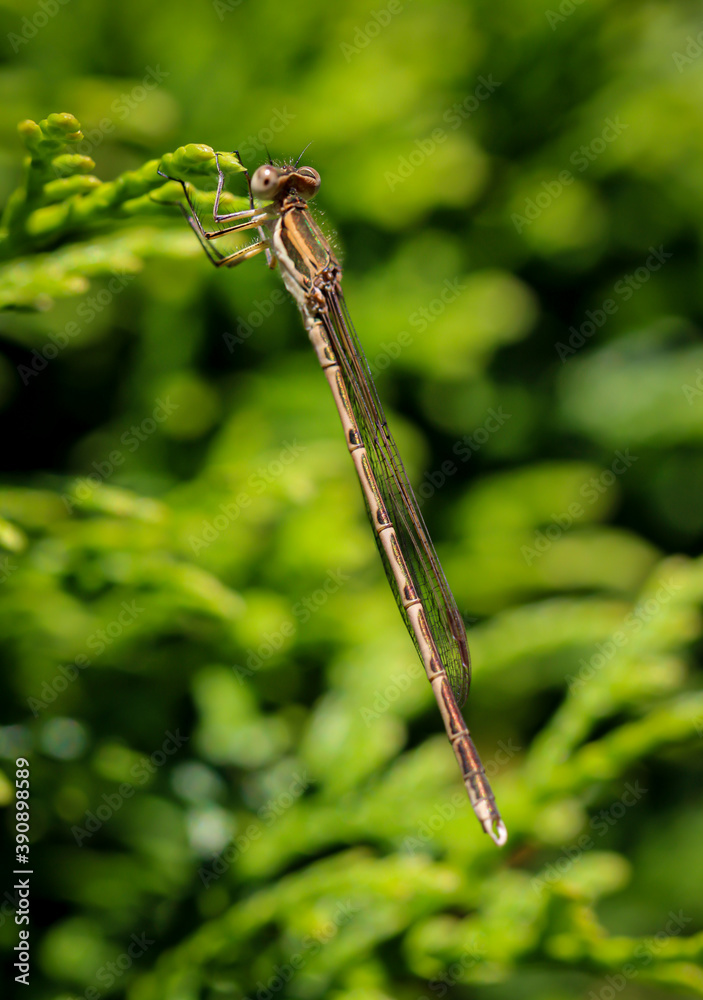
[160,151,506,846]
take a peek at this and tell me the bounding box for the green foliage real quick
[0,4,702,1000]
[0,115,248,308]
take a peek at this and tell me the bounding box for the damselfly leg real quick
[157,152,274,267]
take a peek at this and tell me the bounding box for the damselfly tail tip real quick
[487,817,508,847]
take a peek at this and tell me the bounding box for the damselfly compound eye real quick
[251,165,281,199]
[295,166,321,199]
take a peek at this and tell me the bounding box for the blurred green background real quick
[1,1,703,998]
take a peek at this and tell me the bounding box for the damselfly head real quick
[251,163,321,202]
